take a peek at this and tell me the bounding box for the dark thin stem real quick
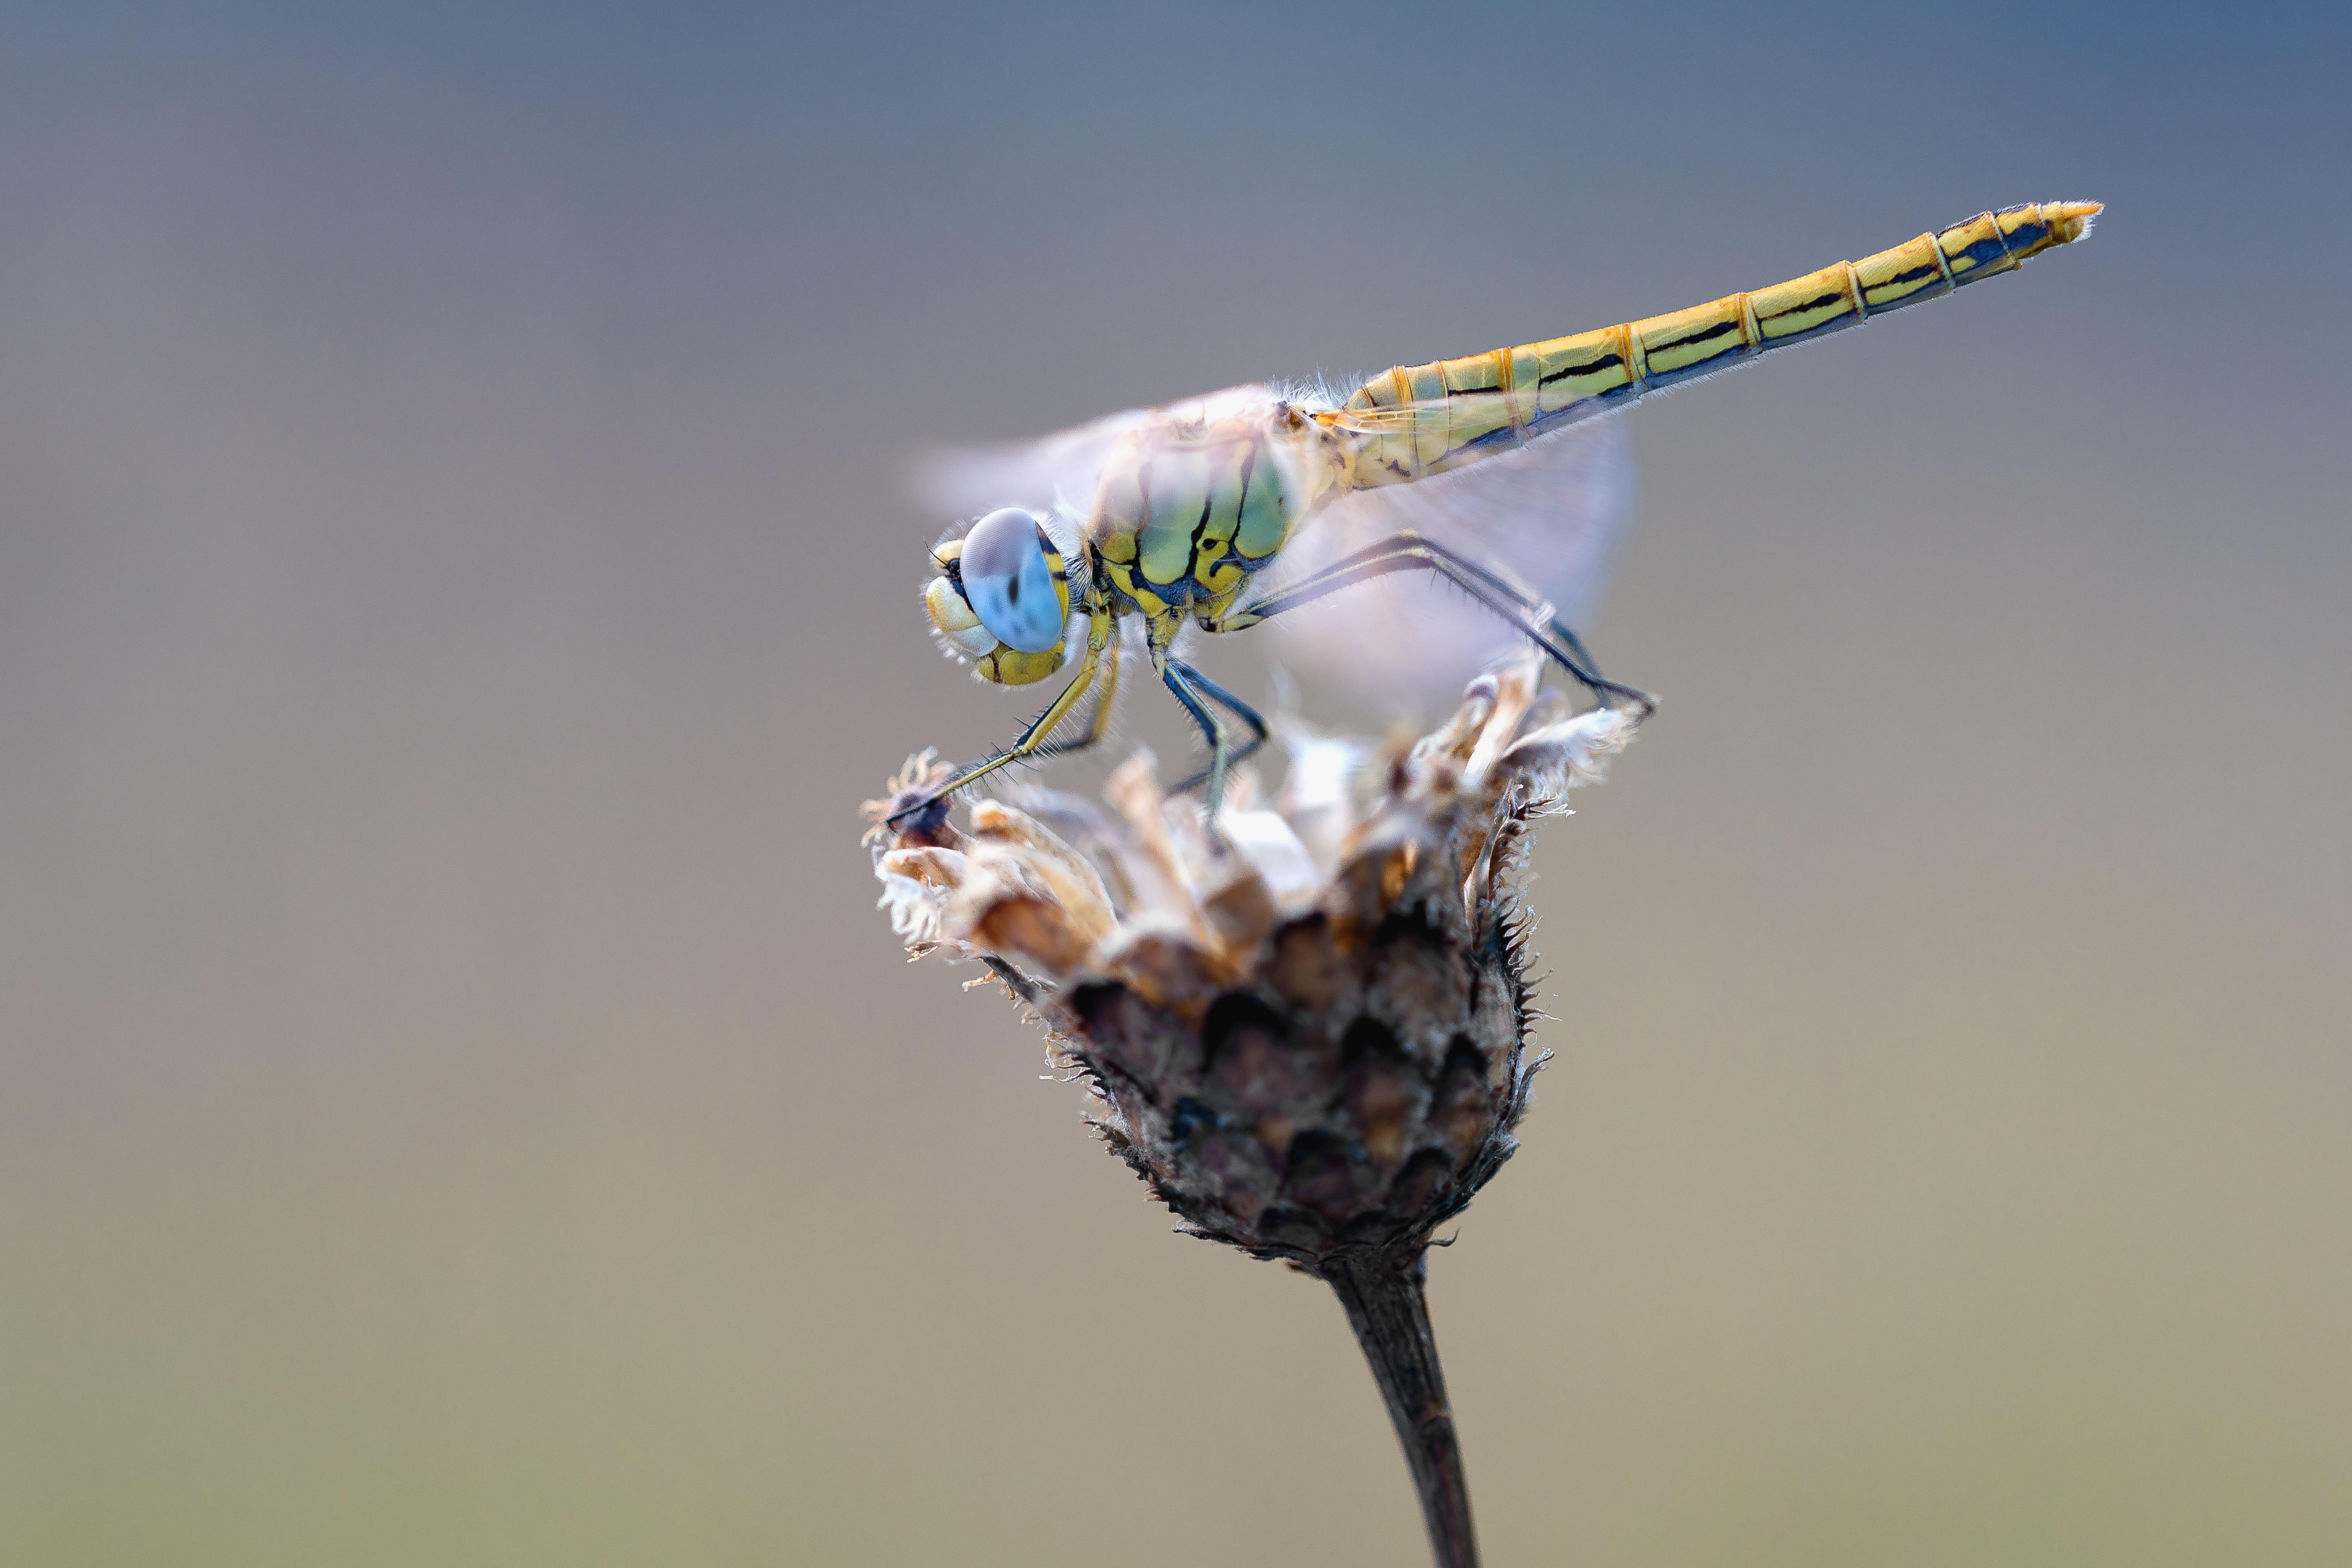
[1320,1247,1478,1568]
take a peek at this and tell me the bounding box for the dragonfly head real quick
[923,507,1071,686]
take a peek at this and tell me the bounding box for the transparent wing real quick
[1265,412,1635,712]
[911,383,1284,521]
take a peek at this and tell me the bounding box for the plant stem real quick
[1321,1246,1478,1568]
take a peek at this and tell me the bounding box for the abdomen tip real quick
[2047,200,2104,242]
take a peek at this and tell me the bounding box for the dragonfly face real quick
[921,507,1073,686]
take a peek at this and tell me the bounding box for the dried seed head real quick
[860,657,1638,1267]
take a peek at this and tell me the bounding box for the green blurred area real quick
[3,5,2347,1564]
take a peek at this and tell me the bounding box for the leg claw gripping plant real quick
[862,656,1640,1568]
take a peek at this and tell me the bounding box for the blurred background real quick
[4,4,2347,1564]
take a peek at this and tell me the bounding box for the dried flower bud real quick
[860,657,1637,1266]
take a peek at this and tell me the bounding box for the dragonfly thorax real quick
[1086,398,1347,630]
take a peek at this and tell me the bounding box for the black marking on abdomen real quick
[1952,233,2015,272]
[1652,317,1743,353]
[1765,287,1848,320]
[1539,351,1624,385]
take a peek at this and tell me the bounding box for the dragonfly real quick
[894,200,2100,824]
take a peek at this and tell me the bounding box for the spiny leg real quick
[1156,658,1237,814]
[886,640,1103,825]
[1032,639,1120,761]
[1208,530,1654,719]
[1164,659,1270,799]
[1222,530,1630,698]
[1549,618,1605,682]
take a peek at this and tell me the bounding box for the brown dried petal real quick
[951,880,1093,980]
[966,800,1117,943]
[1093,919,1232,1020]
[1101,751,1204,934]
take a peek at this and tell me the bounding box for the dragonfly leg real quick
[1548,617,1606,683]
[1208,531,1654,719]
[886,640,1104,824]
[1163,658,1270,801]
[1032,639,1120,761]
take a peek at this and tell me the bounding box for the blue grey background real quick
[4,4,2347,1563]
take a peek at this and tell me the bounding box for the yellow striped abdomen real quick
[1339,200,2102,485]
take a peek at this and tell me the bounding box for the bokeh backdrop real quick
[4,4,2347,1564]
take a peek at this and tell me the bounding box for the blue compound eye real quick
[959,507,1065,654]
